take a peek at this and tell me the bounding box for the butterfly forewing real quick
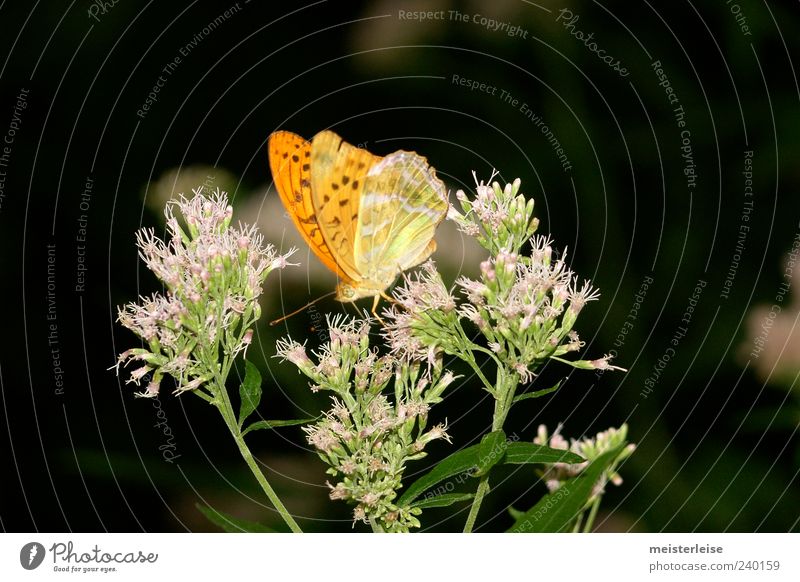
[355,151,448,285]
[310,131,380,282]
[268,131,350,280]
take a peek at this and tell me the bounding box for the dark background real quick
[1,0,798,532]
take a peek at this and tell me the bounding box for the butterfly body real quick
[269,130,448,304]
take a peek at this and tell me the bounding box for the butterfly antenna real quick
[270,291,336,326]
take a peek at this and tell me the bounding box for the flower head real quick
[534,424,635,500]
[278,316,456,532]
[115,188,295,399]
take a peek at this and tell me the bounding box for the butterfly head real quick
[335,281,381,302]
[335,282,357,302]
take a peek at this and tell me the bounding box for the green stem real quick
[582,496,602,533]
[463,357,496,394]
[217,380,303,533]
[572,511,584,533]
[451,328,497,395]
[231,428,303,533]
[369,517,385,533]
[463,476,490,533]
[463,371,519,533]
[192,389,215,404]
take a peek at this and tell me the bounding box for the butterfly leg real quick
[370,294,387,326]
[380,290,398,305]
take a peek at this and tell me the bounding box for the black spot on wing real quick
[299,214,317,224]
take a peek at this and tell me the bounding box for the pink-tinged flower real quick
[589,354,626,372]
[328,482,348,500]
[126,366,152,386]
[135,379,161,399]
[367,457,387,473]
[173,375,207,395]
[392,260,455,313]
[352,506,366,523]
[381,307,429,361]
[327,314,370,349]
[480,259,496,282]
[416,422,452,450]
[456,276,488,305]
[269,251,298,271]
[457,303,488,330]
[233,328,254,358]
[496,249,518,273]
[565,330,583,352]
[438,370,456,389]
[404,400,430,418]
[468,171,511,230]
[567,279,601,315]
[304,424,339,453]
[274,338,311,368]
[360,492,381,507]
[111,348,139,373]
[318,355,341,377]
[512,362,535,383]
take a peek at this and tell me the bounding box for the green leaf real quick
[238,360,262,427]
[512,380,562,403]
[508,506,525,521]
[507,445,624,533]
[196,504,275,533]
[474,430,507,477]
[503,442,584,465]
[242,418,316,437]
[410,492,474,510]
[397,444,480,506]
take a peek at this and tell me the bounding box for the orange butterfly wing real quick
[309,130,381,281]
[268,131,352,281]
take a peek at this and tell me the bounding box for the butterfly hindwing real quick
[268,131,350,280]
[310,131,380,282]
[355,151,448,284]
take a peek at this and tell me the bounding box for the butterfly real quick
[268,130,448,313]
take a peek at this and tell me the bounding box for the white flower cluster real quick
[383,175,622,387]
[276,314,456,532]
[534,423,636,500]
[115,188,296,397]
